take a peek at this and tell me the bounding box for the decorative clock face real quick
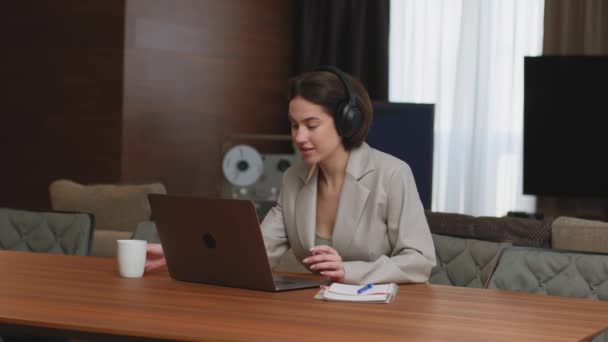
[222,144,264,187]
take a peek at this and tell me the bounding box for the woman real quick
[146,66,436,285]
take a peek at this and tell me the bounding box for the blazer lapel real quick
[332,143,374,252]
[332,175,370,252]
[294,165,318,251]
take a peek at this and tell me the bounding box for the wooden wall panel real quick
[537,197,608,221]
[122,0,293,196]
[0,1,291,209]
[0,1,125,209]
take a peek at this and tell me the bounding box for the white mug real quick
[116,239,147,278]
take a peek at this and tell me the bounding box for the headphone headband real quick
[311,65,363,140]
[313,66,357,108]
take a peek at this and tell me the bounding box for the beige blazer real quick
[260,142,436,285]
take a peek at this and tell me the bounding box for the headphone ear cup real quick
[349,106,363,138]
[334,101,348,137]
[337,103,363,139]
[313,66,363,139]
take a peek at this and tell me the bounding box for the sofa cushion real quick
[430,233,511,288]
[49,179,167,233]
[552,216,608,253]
[426,211,553,247]
[0,207,94,255]
[487,246,608,300]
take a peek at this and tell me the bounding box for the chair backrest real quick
[588,327,608,342]
[430,233,511,288]
[132,220,160,243]
[425,211,553,248]
[0,207,94,255]
[487,246,608,300]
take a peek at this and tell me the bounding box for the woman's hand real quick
[302,245,345,283]
[145,243,166,272]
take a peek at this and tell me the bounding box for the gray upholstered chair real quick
[0,207,93,342]
[586,327,608,342]
[487,246,608,300]
[429,233,511,288]
[487,246,608,341]
[0,207,94,256]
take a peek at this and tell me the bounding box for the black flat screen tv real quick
[523,56,608,197]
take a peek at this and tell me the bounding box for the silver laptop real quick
[148,194,329,292]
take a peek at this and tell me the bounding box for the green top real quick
[315,233,333,247]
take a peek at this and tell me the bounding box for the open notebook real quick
[315,283,399,303]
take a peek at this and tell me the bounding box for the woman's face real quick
[289,96,343,165]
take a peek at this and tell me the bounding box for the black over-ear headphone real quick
[313,66,363,139]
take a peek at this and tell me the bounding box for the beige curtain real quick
[543,0,608,54]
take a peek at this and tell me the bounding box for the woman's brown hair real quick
[287,69,373,150]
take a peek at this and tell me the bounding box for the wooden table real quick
[0,250,607,341]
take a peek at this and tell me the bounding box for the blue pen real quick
[357,283,374,294]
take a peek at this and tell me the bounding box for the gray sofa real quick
[427,211,608,287]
